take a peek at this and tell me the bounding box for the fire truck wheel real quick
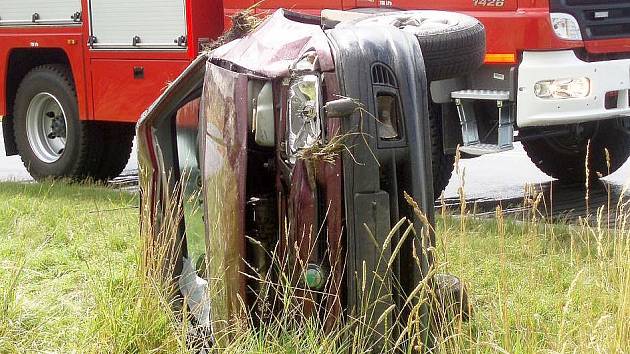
[346,10,486,81]
[522,120,630,184]
[90,122,135,181]
[13,64,103,180]
[430,103,454,199]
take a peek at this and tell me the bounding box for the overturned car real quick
[138,9,478,351]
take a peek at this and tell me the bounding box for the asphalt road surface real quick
[440,143,630,221]
[2,125,629,220]
[0,125,138,184]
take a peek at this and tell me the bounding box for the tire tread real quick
[418,23,486,81]
[13,64,104,180]
[429,104,454,198]
[91,122,135,181]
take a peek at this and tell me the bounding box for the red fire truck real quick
[2,0,630,193]
[0,0,223,180]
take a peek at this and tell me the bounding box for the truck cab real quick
[230,0,630,191]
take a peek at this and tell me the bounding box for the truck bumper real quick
[517,50,630,128]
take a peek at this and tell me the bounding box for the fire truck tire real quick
[13,64,103,180]
[347,11,486,81]
[430,103,454,199]
[522,120,630,184]
[91,122,135,181]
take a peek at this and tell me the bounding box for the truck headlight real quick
[287,74,322,157]
[534,77,590,99]
[550,13,582,41]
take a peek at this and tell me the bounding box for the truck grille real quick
[553,0,630,40]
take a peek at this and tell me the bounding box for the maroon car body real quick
[138,9,438,350]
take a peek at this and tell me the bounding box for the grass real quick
[435,211,628,352]
[0,180,627,352]
[0,181,141,352]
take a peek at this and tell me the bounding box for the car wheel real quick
[345,10,486,81]
[434,273,471,321]
[522,120,630,183]
[13,64,103,180]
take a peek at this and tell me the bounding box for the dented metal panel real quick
[212,10,334,77]
[137,9,437,349]
[200,62,249,333]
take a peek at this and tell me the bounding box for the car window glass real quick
[175,99,205,270]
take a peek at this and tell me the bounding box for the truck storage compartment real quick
[88,0,188,49]
[0,0,81,25]
[90,59,190,122]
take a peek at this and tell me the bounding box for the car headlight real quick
[534,77,590,99]
[550,13,582,41]
[287,74,322,158]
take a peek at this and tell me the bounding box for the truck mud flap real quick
[327,25,436,348]
[2,115,17,156]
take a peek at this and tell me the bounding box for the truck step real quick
[452,89,514,156]
[459,143,513,156]
[451,89,510,101]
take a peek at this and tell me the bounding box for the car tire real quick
[434,273,471,321]
[430,103,454,199]
[91,122,135,181]
[522,120,630,183]
[13,64,103,180]
[346,10,486,81]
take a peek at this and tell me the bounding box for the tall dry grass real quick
[2,146,626,352]
[126,144,630,353]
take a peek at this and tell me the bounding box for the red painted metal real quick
[225,0,343,16]
[397,0,519,11]
[465,9,583,56]
[223,0,371,28]
[0,26,87,118]
[81,0,222,122]
[90,59,190,122]
[585,38,630,55]
[393,0,582,58]
[223,0,629,64]
[3,0,630,125]
[0,0,223,122]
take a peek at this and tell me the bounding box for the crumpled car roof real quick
[211,9,334,78]
[140,10,334,124]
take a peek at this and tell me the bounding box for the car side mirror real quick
[324,97,360,118]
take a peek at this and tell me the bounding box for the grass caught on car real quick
[0,180,627,353]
